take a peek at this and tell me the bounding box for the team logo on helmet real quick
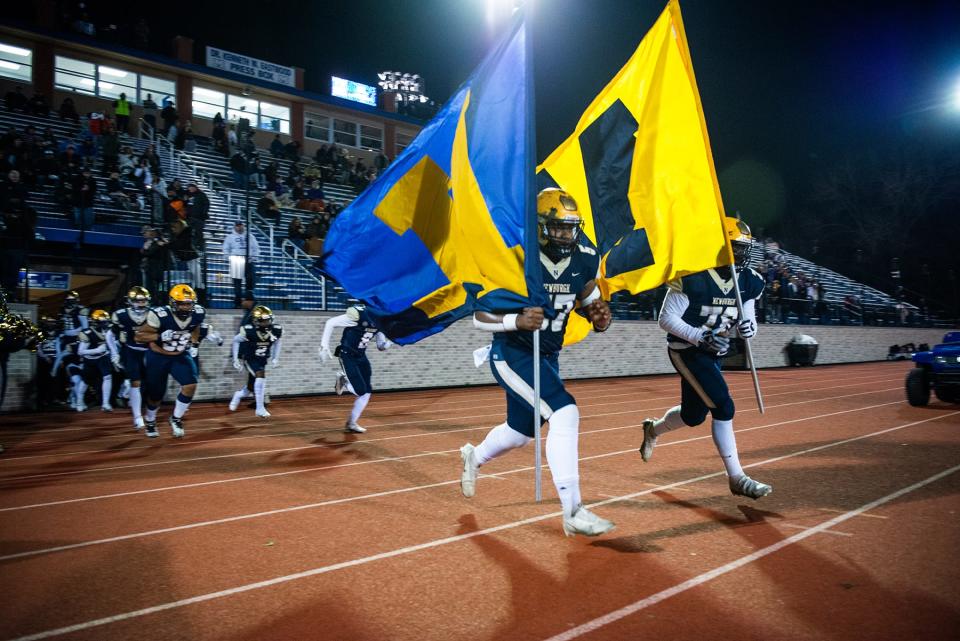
[251,305,274,329]
[169,284,197,320]
[723,217,754,269]
[537,188,583,261]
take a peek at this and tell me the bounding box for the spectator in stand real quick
[290,177,306,205]
[166,119,179,147]
[168,178,186,199]
[265,160,279,186]
[27,91,49,117]
[165,187,186,222]
[284,139,301,162]
[270,134,284,158]
[182,121,196,153]
[133,157,153,193]
[72,165,97,238]
[304,161,321,183]
[101,124,120,173]
[168,219,203,292]
[39,127,59,153]
[227,124,238,151]
[118,145,137,177]
[0,192,36,300]
[141,94,158,135]
[212,113,228,156]
[257,191,281,224]
[36,149,60,187]
[185,181,209,250]
[374,151,388,173]
[300,179,325,213]
[113,92,131,135]
[0,169,29,212]
[141,144,161,177]
[140,226,167,302]
[287,216,306,250]
[5,86,27,112]
[249,155,266,189]
[767,280,781,323]
[106,171,135,209]
[58,97,80,123]
[230,151,248,188]
[160,99,177,135]
[285,161,302,189]
[222,221,260,307]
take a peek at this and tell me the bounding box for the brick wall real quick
[1,307,954,412]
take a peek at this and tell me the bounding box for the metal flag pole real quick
[533,329,543,502]
[731,273,764,413]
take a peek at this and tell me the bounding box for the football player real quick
[459,188,615,537]
[57,290,88,408]
[77,309,115,412]
[230,305,283,418]
[640,217,771,500]
[107,286,152,429]
[319,305,391,433]
[35,316,62,410]
[135,284,210,438]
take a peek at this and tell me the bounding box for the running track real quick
[0,360,958,641]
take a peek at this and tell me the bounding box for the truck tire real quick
[905,369,929,407]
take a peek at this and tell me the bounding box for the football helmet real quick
[90,309,111,331]
[724,216,753,269]
[537,188,583,262]
[63,290,80,310]
[39,315,58,336]
[251,305,274,329]
[127,286,150,313]
[169,284,197,320]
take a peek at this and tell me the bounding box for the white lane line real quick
[2,372,899,457]
[541,460,960,641]
[5,411,956,641]
[0,398,905,510]
[779,523,853,537]
[818,507,888,520]
[0,386,904,482]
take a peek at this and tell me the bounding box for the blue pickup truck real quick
[905,332,960,406]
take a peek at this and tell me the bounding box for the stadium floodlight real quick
[0,43,31,57]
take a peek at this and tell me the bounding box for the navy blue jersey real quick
[239,324,283,359]
[37,336,58,363]
[112,308,150,350]
[500,242,600,356]
[667,267,765,349]
[146,305,207,354]
[60,305,89,340]
[340,306,379,356]
[77,328,109,359]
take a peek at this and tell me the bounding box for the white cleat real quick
[729,474,773,500]
[460,443,479,498]
[133,417,146,430]
[255,408,271,418]
[75,402,87,413]
[101,404,113,413]
[169,416,185,438]
[228,395,242,412]
[344,421,366,434]
[639,418,658,462]
[335,373,347,396]
[562,504,616,538]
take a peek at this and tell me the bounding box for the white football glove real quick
[233,358,244,371]
[737,318,757,339]
[189,345,199,358]
[160,329,175,342]
[700,328,731,356]
[268,358,279,369]
[319,346,333,363]
[110,353,122,368]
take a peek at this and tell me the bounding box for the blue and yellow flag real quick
[322,15,545,344]
[537,0,734,345]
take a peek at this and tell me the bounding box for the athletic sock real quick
[545,404,582,517]
[101,376,112,407]
[254,378,266,411]
[653,405,687,437]
[145,405,158,422]
[474,422,532,466]
[129,386,142,419]
[711,418,744,478]
[173,392,192,419]
[349,392,371,424]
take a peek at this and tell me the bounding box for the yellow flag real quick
[537,0,734,345]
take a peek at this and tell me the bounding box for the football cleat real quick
[144,421,159,438]
[133,417,145,430]
[729,474,773,500]
[169,416,185,438]
[344,420,366,434]
[639,418,658,462]
[75,401,87,412]
[255,408,271,418]
[228,391,244,412]
[562,504,616,537]
[101,404,113,413]
[460,443,479,498]
[335,373,347,396]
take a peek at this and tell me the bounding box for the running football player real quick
[640,217,772,499]
[77,309,115,412]
[107,286,152,429]
[230,305,283,418]
[459,188,615,537]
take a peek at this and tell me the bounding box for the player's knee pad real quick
[548,404,580,437]
[681,404,709,427]
[709,397,735,422]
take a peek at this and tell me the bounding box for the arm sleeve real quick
[270,337,283,360]
[321,314,356,350]
[658,289,704,346]
[231,333,244,361]
[472,312,518,332]
[78,339,106,357]
[105,329,119,359]
[375,332,391,351]
[146,310,161,329]
[734,298,757,337]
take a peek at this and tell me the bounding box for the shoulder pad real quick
[195,305,206,314]
[155,308,168,318]
[346,307,361,322]
[111,310,121,322]
[78,330,90,342]
[273,325,283,336]
[78,307,90,316]
[667,278,684,293]
[243,324,254,331]
[577,244,597,256]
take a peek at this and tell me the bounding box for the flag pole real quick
[731,274,764,413]
[533,329,543,501]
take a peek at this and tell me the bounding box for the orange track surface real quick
[1,361,958,641]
